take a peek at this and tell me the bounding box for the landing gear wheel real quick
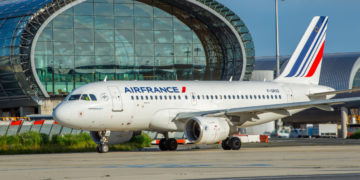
[221,138,231,150]
[159,138,169,151]
[167,138,178,151]
[97,144,109,153]
[229,137,241,150]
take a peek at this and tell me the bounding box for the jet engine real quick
[184,117,230,144]
[90,131,141,145]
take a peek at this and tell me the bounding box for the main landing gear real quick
[221,137,241,150]
[96,130,111,153]
[158,133,178,151]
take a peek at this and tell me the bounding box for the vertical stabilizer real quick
[275,16,328,85]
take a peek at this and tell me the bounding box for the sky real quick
[217,0,360,57]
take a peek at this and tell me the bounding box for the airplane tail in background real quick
[275,16,328,85]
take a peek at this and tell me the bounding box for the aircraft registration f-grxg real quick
[53,16,360,153]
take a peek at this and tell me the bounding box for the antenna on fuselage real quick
[229,76,233,82]
[104,76,108,82]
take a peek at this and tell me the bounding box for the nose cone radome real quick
[53,104,71,127]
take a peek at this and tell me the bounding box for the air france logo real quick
[125,86,187,93]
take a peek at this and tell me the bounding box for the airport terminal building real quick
[0,0,255,116]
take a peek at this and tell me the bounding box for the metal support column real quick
[341,107,348,139]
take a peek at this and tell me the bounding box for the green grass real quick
[349,130,360,139]
[0,132,152,155]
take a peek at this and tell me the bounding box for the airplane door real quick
[282,86,293,102]
[108,86,123,112]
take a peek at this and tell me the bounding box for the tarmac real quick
[1,142,360,180]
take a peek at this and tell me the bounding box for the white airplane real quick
[53,16,360,153]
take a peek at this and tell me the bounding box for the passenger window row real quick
[130,94,282,101]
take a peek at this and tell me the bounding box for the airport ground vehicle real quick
[290,129,302,138]
[312,124,337,138]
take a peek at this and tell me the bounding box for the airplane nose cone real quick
[53,105,70,126]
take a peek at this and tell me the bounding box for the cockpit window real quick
[81,94,90,101]
[90,94,97,101]
[68,94,81,101]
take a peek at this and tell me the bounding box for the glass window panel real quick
[193,56,206,65]
[193,33,201,44]
[135,17,153,30]
[115,17,134,29]
[155,57,174,66]
[94,3,113,16]
[114,3,133,16]
[193,44,205,57]
[135,56,154,67]
[115,29,133,42]
[53,29,73,42]
[154,6,172,17]
[75,56,95,69]
[173,18,190,31]
[154,18,172,30]
[116,56,135,67]
[75,43,94,55]
[95,43,114,55]
[135,30,153,43]
[74,3,93,15]
[54,56,74,69]
[35,55,51,69]
[115,0,134,3]
[174,44,192,57]
[175,56,192,64]
[38,28,52,41]
[35,42,53,55]
[96,56,115,67]
[74,16,94,29]
[115,42,134,56]
[95,29,114,42]
[94,0,114,3]
[135,44,153,57]
[174,31,193,43]
[155,44,173,57]
[53,15,73,28]
[134,3,153,17]
[74,29,94,42]
[95,16,114,29]
[54,42,74,55]
[155,31,173,43]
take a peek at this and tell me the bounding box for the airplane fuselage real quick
[53,81,334,132]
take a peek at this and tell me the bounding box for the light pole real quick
[275,0,280,77]
[275,0,283,131]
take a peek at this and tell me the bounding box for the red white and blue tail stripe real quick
[276,16,328,85]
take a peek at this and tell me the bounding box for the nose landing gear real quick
[96,130,111,153]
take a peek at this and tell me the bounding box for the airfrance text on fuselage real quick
[125,87,186,93]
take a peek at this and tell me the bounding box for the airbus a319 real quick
[53,16,360,153]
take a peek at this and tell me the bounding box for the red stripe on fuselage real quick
[305,41,325,77]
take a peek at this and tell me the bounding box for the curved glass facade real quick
[35,0,208,95]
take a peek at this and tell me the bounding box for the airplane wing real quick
[308,88,360,97]
[175,97,360,123]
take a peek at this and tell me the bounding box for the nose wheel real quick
[97,130,111,153]
[222,137,241,150]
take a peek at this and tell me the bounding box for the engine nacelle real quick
[185,117,230,144]
[90,131,141,145]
